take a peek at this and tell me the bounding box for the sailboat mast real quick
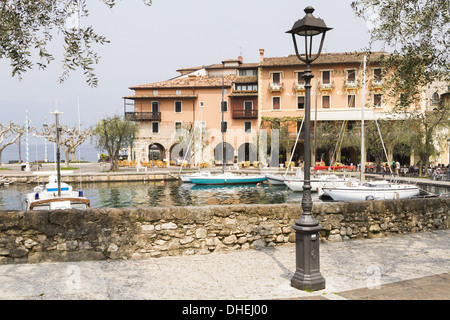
[221,72,225,173]
[51,110,63,197]
[361,55,366,182]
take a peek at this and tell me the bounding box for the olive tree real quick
[91,115,137,171]
[0,0,152,87]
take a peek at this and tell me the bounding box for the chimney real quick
[259,49,264,63]
[238,56,244,63]
[188,74,197,85]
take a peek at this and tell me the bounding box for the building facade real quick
[124,49,449,167]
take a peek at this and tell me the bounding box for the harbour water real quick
[0,180,448,211]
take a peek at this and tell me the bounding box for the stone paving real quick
[0,230,448,300]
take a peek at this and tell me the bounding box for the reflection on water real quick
[0,180,325,210]
[0,180,447,210]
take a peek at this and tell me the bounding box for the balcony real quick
[269,83,284,92]
[319,81,334,92]
[125,112,161,121]
[294,83,306,93]
[232,109,258,119]
[370,80,383,90]
[344,80,360,91]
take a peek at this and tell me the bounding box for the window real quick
[221,121,227,133]
[152,122,159,133]
[347,70,356,82]
[297,96,305,109]
[151,101,159,113]
[244,121,252,133]
[175,101,182,113]
[176,90,182,95]
[235,84,257,91]
[221,89,227,95]
[175,121,182,132]
[221,100,228,112]
[373,94,382,107]
[373,68,382,81]
[431,92,440,105]
[322,70,330,84]
[272,97,281,110]
[348,95,356,108]
[244,101,253,110]
[272,72,281,85]
[152,90,158,95]
[239,69,257,76]
[322,96,330,109]
[297,71,305,85]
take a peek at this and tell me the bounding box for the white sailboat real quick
[25,175,90,210]
[24,109,90,211]
[320,56,420,201]
[321,180,420,201]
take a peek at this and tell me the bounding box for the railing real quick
[125,112,161,121]
[269,83,284,92]
[232,109,258,119]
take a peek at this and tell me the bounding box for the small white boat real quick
[321,180,420,201]
[25,175,90,210]
[180,171,212,183]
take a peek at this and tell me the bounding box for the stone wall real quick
[0,198,448,264]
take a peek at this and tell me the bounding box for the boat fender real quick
[161,180,165,186]
[79,191,84,197]
[35,193,39,200]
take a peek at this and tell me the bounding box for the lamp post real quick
[286,6,332,291]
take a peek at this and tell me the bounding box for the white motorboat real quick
[321,180,420,201]
[24,175,90,210]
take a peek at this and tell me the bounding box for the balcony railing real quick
[370,80,383,89]
[125,112,161,121]
[319,81,334,91]
[232,109,258,119]
[344,80,361,91]
[294,83,306,92]
[269,83,284,92]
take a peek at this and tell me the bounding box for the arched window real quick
[431,92,440,105]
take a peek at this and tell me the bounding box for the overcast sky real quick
[0,0,379,130]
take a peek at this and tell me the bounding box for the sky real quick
[0,0,379,131]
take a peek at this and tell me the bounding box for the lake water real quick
[0,180,448,211]
[1,142,99,163]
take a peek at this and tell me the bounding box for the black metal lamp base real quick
[290,224,326,291]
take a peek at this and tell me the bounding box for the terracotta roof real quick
[130,74,236,90]
[123,94,198,100]
[234,76,258,83]
[261,51,389,67]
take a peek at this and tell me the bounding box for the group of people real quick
[431,164,449,181]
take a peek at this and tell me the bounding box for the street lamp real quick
[286,6,332,291]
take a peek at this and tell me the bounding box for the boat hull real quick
[284,179,323,192]
[265,174,286,185]
[189,174,267,185]
[322,185,420,201]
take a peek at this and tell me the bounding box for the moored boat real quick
[189,172,266,185]
[25,175,90,210]
[321,180,420,201]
